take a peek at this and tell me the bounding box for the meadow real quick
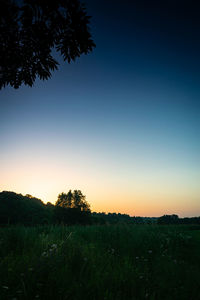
[0,224,200,300]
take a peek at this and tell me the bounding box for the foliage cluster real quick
[56,190,90,211]
[0,191,91,226]
[0,191,200,226]
[157,214,200,225]
[0,0,95,89]
[0,192,49,225]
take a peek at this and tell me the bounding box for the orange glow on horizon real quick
[1,147,199,218]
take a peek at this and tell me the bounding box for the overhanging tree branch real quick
[0,0,95,89]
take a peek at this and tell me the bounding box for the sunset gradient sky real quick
[1,0,200,217]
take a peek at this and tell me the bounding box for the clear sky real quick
[1,0,200,217]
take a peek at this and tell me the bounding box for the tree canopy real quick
[56,189,90,211]
[0,191,200,226]
[0,0,95,89]
[0,191,49,225]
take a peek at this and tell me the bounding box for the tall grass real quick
[0,225,200,300]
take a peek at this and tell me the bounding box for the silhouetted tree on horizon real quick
[56,189,90,212]
[0,191,50,225]
[157,214,179,225]
[0,0,95,89]
[0,191,199,226]
[54,190,91,224]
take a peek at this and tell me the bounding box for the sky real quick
[0,0,200,217]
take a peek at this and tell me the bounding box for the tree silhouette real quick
[56,189,90,211]
[56,190,73,208]
[157,214,179,225]
[0,191,49,225]
[0,0,95,89]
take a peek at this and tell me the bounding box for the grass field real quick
[0,224,200,300]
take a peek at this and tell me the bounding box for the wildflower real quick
[148,250,152,254]
[51,244,57,249]
[139,276,143,279]
[2,286,9,289]
[135,256,139,259]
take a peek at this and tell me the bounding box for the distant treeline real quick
[0,191,91,226]
[157,214,200,225]
[0,191,200,226]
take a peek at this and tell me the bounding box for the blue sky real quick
[1,0,200,216]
